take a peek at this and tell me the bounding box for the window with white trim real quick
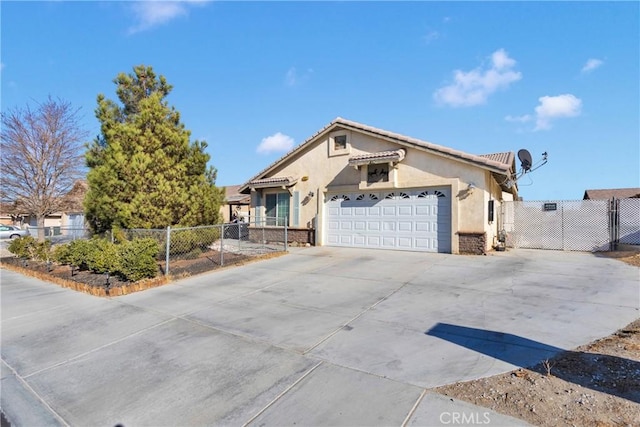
[265,192,290,226]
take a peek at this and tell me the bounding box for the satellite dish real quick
[518,149,533,172]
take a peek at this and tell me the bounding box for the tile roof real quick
[223,185,250,204]
[479,152,514,166]
[240,118,515,193]
[348,149,406,166]
[583,188,640,200]
[248,176,297,188]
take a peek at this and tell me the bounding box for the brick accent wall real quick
[458,232,487,255]
[248,227,315,246]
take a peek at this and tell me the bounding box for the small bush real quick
[194,227,220,250]
[66,239,94,270]
[85,238,120,274]
[8,236,37,259]
[34,240,52,261]
[52,243,72,265]
[118,238,159,282]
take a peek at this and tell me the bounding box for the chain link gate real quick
[618,198,640,245]
[503,199,621,252]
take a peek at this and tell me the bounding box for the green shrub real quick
[8,236,37,259]
[117,238,159,282]
[52,243,72,265]
[194,227,220,250]
[33,240,52,261]
[85,238,120,274]
[167,227,219,258]
[66,239,94,270]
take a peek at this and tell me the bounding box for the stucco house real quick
[0,180,87,234]
[220,185,251,223]
[239,118,518,254]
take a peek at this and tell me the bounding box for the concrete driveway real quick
[1,247,638,426]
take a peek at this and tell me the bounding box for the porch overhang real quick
[348,149,406,168]
[247,176,298,192]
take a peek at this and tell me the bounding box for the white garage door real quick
[325,188,451,253]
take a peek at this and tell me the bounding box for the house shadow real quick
[425,323,640,404]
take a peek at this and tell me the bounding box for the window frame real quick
[265,191,290,227]
[329,130,350,157]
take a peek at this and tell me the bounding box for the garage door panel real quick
[397,237,412,248]
[367,236,381,246]
[398,206,412,215]
[382,206,396,215]
[383,221,396,231]
[414,238,432,250]
[415,205,431,216]
[368,222,381,231]
[382,237,396,247]
[325,188,451,253]
[415,222,430,232]
[327,235,340,244]
[340,235,352,244]
[398,221,413,232]
[327,221,340,230]
[354,221,367,231]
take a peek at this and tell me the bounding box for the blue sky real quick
[2,1,639,201]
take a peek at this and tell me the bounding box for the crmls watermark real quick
[439,411,491,425]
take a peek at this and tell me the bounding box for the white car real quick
[0,225,30,239]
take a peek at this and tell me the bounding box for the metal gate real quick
[503,198,639,252]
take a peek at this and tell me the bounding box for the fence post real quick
[165,226,171,276]
[220,224,225,266]
[284,217,288,252]
[609,197,619,251]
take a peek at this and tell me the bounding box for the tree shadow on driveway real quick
[425,323,640,404]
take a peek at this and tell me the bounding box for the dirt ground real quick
[436,249,640,426]
[0,249,255,291]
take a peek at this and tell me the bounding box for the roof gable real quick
[240,118,515,193]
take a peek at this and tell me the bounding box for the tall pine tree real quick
[85,65,224,233]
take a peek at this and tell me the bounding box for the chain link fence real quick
[121,218,287,276]
[22,226,90,243]
[619,198,640,245]
[503,199,637,252]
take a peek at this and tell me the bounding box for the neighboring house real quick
[220,185,251,223]
[239,117,519,254]
[583,188,640,200]
[0,180,88,235]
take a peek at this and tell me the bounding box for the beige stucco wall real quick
[250,128,514,253]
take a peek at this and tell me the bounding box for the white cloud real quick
[423,30,440,44]
[285,67,313,87]
[128,1,208,34]
[433,48,522,107]
[257,132,295,154]
[534,94,582,131]
[581,58,604,73]
[504,114,532,123]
